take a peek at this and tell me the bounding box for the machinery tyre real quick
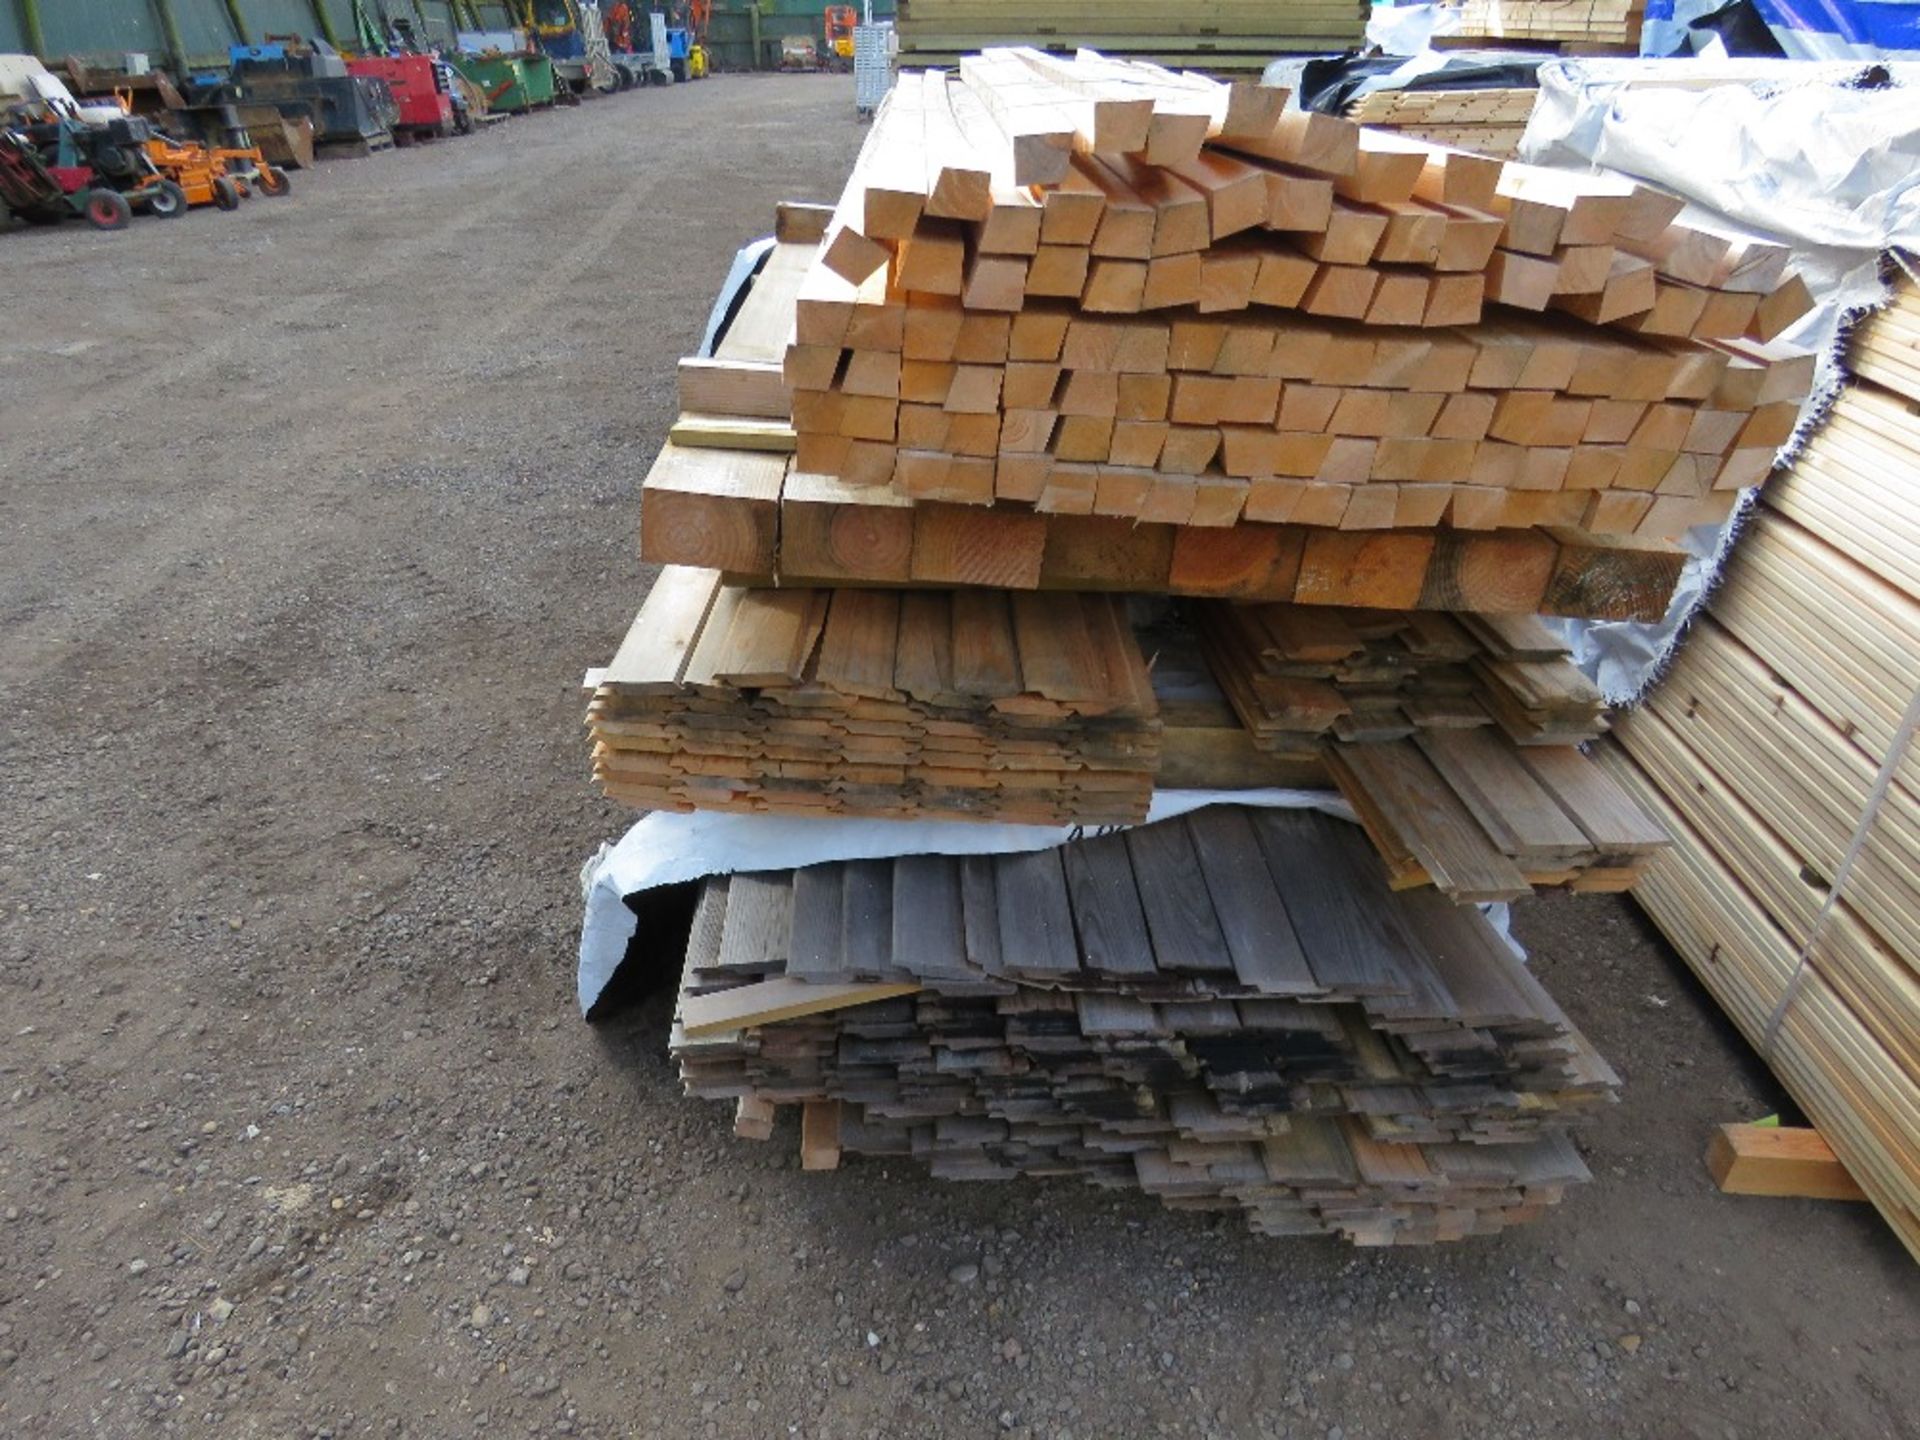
[671,57,688,82]
[212,176,242,210]
[148,179,188,219]
[259,166,292,197]
[453,106,475,135]
[614,64,634,90]
[82,189,132,231]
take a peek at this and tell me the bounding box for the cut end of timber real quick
[1706,1123,1869,1203]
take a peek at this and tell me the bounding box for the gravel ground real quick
[0,74,1914,1440]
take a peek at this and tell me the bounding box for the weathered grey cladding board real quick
[1248,810,1437,999]
[1185,808,1319,995]
[993,848,1082,979]
[1125,820,1238,975]
[687,808,1500,1012]
[959,857,1006,978]
[686,875,731,973]
[787,865,846,980]
[715,872,793,973]
[841,860,895,976]
[1061,833,1159,980]
[890,855,971,979]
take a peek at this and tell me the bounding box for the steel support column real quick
[150,0,190,73]
[17,0,46,57]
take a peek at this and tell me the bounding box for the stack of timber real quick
[587,567,1160,824]
[893,3,1368,73]
[781,57,1814,548]
[1444,0,1645,51]
[671,807,1618,1245]
[1195,603,1608,747]
[1344,88,1538,161]
[644,436,1693,617]
[1195,602,1661,898]
[581,51,1839,1245]
[1598,282,1920,1261]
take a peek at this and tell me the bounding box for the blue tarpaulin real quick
[1645,0,1920,55]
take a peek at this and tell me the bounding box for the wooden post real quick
[1706,1123,1868,1202]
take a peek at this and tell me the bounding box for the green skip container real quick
[450,53,558,114]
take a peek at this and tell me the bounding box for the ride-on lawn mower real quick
[211,142,291,200]
[0,129,134,230]
[9,104,184,219]
[117,94,290,210]
[140,131,242,210]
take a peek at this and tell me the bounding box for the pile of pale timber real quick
[892,5,1368,74]
[787,57,1813,545]
[587,568,1159,824]
[1445,0,1645,50]
[643,438,1692,616]
[672,807,1617,1245]
[1344,88,1538,162]
[1599,283,1920,1262]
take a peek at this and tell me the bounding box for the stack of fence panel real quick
[892,2,1370,74]
[1598,284,1920,1262]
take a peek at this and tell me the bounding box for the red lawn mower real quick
[0,129,135,231]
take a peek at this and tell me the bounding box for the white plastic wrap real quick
[1363,3,1465,55]
[1521,59,1920,700]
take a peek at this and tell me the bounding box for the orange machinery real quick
[824,5,857,63]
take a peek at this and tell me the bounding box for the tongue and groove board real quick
[587,568,1162,825]
[1602,287,1920,1262]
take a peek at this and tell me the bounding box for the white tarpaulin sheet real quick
[577,790,1354,1013]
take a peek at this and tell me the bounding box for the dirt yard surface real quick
[0,75,1913,1440]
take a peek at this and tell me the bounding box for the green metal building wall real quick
[0,0,361,64]
[3,0,894,69]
